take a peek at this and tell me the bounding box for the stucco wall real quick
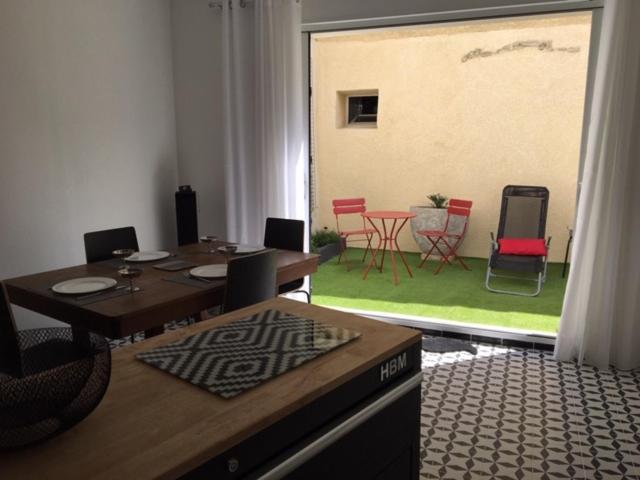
[312,13,591,262]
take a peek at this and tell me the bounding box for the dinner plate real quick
[125,251,171,262]
[52,277,117,295]
[189,264,227,279]
[217,245,265,254]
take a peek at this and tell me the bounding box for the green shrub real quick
[311,227,341,252]
[427,193,449,209]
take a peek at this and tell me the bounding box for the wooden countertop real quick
[0,298,421,480]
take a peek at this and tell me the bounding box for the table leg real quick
[391,218,414,282]
[144,326,165,338]
[363,218,383,280]
[378,219,389,272]
[388,219,400,285]
[562,232,573,278]
[71,325,92,351]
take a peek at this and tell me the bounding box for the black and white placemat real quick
[136,309,361,398]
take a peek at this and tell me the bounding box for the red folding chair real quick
[417,199,473,274]
[332,198,377,270]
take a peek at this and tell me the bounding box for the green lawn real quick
[311,248,568,333]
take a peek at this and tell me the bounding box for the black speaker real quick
[175,185,198,246]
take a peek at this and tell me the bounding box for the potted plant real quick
[426,193,449,209]
[311,227,345,265]
[409,193,450,259]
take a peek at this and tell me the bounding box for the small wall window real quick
[348,96,378,124]
[337,89,378,128]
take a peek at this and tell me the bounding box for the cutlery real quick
[76,284,128,300]
[185,273,212,283]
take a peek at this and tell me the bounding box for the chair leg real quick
[418,239,439,268]
[285,289,311,304]
[300,290,311,304]
[362,234,372,262]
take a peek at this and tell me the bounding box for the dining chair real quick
[332,198,377,270]
[83,226,139,263]
[263,217,310,303]
[223,249,277,313]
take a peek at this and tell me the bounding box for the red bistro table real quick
[362,211,417,285]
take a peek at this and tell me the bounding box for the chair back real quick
[0,283,23,377]
[497,186,549,240]
[264,218,304,252]
[223,250,277,313]
[332,198,368,233]
[443,199,473,235]
[84,226,139,263]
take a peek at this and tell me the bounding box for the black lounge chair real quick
[485,185,551,297]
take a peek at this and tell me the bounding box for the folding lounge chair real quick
[485,186,551,297]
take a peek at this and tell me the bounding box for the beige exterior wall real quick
[311,13,591,262]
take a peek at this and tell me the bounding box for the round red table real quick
[362,211,416,285]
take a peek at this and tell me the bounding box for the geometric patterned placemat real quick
[136,309,361,398]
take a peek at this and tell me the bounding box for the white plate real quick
[190,264,227,279]
[217,245,265,254]
[52,277,117,295]
[125,251,171,262]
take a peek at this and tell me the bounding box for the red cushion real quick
[498,238,547,256]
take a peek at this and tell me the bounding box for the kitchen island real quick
[0,297,423,479]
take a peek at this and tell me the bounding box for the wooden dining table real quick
[2,243,319,339]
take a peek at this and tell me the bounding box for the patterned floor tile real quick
[420,339,640,479]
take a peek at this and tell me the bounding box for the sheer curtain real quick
[554,0,640,370]
[222,0,305,245]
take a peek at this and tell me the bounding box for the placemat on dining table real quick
[40,282,135,306]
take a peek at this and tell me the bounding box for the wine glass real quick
[221,244,238,264]
[200,235,218,253]
[118,267,143,293]
[112,249,135,270]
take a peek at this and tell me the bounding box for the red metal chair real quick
[332,198,377,269]
[417,199,473,274]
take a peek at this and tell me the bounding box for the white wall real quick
[171,0,227,238]
[0,0,178,328]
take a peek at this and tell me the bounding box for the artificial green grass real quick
[311,248,568,333]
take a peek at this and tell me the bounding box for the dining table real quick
[2,242,319,339]
[362,210,417,285]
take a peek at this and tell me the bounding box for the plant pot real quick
[316,239,345,265]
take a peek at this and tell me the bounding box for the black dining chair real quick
[263,217,310,303]
[0,282,111,449]
[83,226,139,263]
[223,250,277,313]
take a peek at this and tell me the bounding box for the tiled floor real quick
[420,342,640,480]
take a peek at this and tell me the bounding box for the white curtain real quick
[554,0,640,370]
[222,0,305,245]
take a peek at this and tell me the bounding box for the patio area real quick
[311,248,568,334]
